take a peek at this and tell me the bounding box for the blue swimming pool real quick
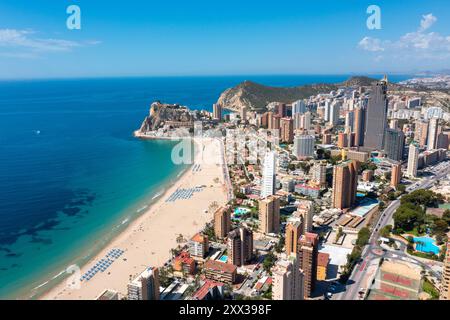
[219,255,228,262]
[234,207,250,215]
[413,236,440,255]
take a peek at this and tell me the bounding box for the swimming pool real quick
[219,255,228,263]
[234,207,250,215]
[413,236,440,255]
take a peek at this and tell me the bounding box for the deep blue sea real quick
[0,74,410,299]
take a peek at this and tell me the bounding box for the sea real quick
[0,74,411,299]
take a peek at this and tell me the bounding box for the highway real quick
[335,161,450,300]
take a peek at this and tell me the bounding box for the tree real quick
[397,184,406,193]
[262,252,276,273]
[356,227,370,247]
[380,225,393,238]
[393,202,425,232]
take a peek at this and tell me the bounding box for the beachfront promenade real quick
[41,138,229,300]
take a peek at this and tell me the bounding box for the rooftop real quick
[204,260,237,273]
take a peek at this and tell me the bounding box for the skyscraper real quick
[293,134,315,159]
[384,129,405,161]
[214,206,231,239]
[296,200,314,234]
[391,163,402,188]
[298,232,319,298]
[272,254,304,300]
[127,267,160,300]
[280,117,294,143]
[258,195,280,234]
[311,161,327,188]
[285,217,303,255]
[212,103,222,121]
[414,120,429,148]
[353,106,366,146]
[261,151,277,198]
[329,101,340,126]
[227,227,253,266]
[363,77,388,151]
[407,142,419,178]
[427,118,439,150]
[332,160,358,209]
[292,100,307,115]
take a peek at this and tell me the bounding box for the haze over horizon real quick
[1,0,450,79]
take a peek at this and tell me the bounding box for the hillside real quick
[216,76,403,112]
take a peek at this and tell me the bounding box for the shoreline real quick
[39,137,228,300]
[22,161,186,300]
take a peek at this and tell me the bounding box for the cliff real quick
[137,101,194,133]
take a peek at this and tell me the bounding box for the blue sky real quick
[0,0,449,79]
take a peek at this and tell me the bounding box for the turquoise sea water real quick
[0,75,411,299]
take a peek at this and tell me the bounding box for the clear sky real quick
[0,0,449,79]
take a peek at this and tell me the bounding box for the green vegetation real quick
[340,227,371,283]
[356,227,370,247]
[360,161,377,173]
[393,190,448,241]
[379,225,393,238]
[274,236,285,253]
[422,278,440,300]
[262,252,277,274]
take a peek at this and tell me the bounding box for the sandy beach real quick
[41,137,228,300]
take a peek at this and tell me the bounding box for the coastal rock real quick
[137,101,194,133]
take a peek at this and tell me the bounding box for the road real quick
[335,161,450,300]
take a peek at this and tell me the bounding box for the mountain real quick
[216,76,401,112]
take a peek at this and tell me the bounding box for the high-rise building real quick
[295,112,311,131]
[214,206,231,239]
[363,77,388,151]
[316,252,330,281]
[384,129,405,161]
[332,160,359,209]
[292,100,307,115]
[212,103,222,121]
[240,106,248,122]
[322,133,332,144]
[280,117,294,143]
[323,100,331,122]
[437,132,450,150]
[311,161,327,187]
[354,106,366,146]
[258,195,280,234]
[345,111,354,132]
[285,217,303,255]
[296,200,314,234]
[293,134,315,159]
[298,232,319,298]
[189,233,209,258]
[406,142,419,178]
[227,227,253,266]
[414,120,429,148]
[127,267,160,300]
[337,132,348,148]
[329,101,340,126]
[261,151,277,198]
[427,118,439,150]
[391,163,402,188]
[272,254,304,300]
[440,239,450,300]
[390,119,399,130]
